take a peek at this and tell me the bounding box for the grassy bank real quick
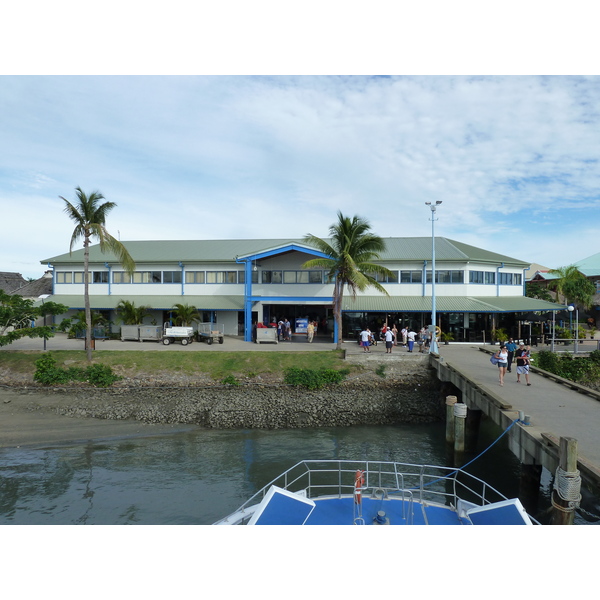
[0,349,354,382]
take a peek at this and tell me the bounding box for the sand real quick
[0,387,195,448]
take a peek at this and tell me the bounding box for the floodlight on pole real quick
[425,201,442,353]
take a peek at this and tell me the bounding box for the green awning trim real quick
[339,296,565,313]
[45,294,244,311]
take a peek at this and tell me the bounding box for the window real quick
[162,271,181,284]
[262,270,282,284]
[74,272,84,284]
[375,270,399,283]
[206,271,224,284]
[92,271,109,284]
[426,270,464,283]
[469,271,484,284]
[113,271,131,284]
[185,271,205,284]
[238,271,258,284]
[283,271,297,284]
[56,272,72,284]
[400,270,422,283]
[499,273,522,285]
[485,272,495,285]
[133,271,161,283]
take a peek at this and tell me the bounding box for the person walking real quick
[391,323,398,346]
[360,327,371,353]
[493,344,509,386]
[401,327,408,347]
[307,320,315,343]
[385,327,395,353]
[515,342,531,385]
[407,329,416,352]
[506,338,517,373]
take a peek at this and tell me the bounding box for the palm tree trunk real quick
[84,233,92,362]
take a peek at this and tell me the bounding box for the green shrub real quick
[85,364,121,387]
[284,367,349,389]
[33,354,70,385]
[221,375,239,386]
[33,353,121,387]
[375,364,386,378]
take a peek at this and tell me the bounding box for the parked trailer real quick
[139,326,163,342]
[120,325,163,342]
[162,326,195,345]
[197,322,224,345]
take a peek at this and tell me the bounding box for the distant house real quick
[8,271,53,301]
[528,251,600,326]
[41,236,562,343]
[0,272,28,294]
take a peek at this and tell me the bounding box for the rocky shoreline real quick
[1,359,444,431]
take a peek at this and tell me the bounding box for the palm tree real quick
[171,303,200,326]
[61,187,135,361]
[116,300,152,325]
[548,265,595,307]
[302,211,393,349]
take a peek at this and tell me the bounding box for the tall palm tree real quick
[61,187,135,361]
[302,211,393,349]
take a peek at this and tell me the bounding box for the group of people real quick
[493,338,532,386]
[358,324,432,354]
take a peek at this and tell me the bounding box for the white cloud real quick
[1,75,599,279]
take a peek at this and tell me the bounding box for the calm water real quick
[0,420,594,525]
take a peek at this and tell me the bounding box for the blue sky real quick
[2,9,599,281]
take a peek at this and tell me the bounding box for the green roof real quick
[340,296,564,313]
[42,237,530,267]
[575,251,600,277]
[45,294,243,311]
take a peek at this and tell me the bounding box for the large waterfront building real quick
[42,237,562,342]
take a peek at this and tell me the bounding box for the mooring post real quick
[445,395,457,443]
[453,402,467,454]
[550,437,581,525]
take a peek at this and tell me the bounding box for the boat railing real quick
[223,460,510,522]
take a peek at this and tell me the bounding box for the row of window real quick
[55,269,523,286]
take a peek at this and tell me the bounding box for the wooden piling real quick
[550,437,580,525]
[445,396,457,443]
[453,403,467,454]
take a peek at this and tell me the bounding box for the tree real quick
[302,211,392,349]
[525,282,554,302]
[61,187,135,361]
[548,265,596,308]
[116,300,152,325]
[0,290,68,347]
[171,303,200,326]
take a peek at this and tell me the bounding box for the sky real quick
[2,5,600,283]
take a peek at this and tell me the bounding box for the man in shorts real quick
[360,327,372,353]
[515,342,531,385]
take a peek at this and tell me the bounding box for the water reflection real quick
[0,422,596,525]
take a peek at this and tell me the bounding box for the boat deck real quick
[306,497,468,525]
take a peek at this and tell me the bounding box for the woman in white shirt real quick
[494,345,509,386]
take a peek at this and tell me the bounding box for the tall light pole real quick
[425,201,442,353]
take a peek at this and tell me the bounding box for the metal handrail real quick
[225,459,511,520]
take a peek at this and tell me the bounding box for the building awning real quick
[42,295,244,311]
[340,296,565,313]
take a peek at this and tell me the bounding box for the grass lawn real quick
[0,349,353,381]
